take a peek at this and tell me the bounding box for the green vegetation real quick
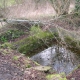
[0,0,79,79]
[46,73,67,80]
[64,35,77,47]
[25,64,31,68]
[16,26,54,54]
[75,0,80,12]
[0,42,12,48]
[64,35,80,54]
[33,61,40,66]
[55,26,80,54]
[0,49,10,54]
[6,0,15,6]
[0,0,23,7]
[0,29,25,43]
[12,56,19,60]
[0,25,80,56]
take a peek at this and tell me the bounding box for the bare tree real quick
[0,0,7,17]
[50,0,71,16]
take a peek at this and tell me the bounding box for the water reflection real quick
[31,45,80,74]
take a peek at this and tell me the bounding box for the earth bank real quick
[0,13,80,80]
[0,48,68,80]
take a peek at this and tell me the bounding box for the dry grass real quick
[0,0,75,19]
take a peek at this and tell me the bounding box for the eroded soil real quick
[0,49,46,80]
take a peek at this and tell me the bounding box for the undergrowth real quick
[0,15,80,56]
[13,26,56,55]
[0,29,25,43]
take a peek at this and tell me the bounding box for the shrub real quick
[18,26,54,54]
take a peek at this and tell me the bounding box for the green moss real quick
[12,56,19,60]
[0,42,12,49]
[30,26,53,39]
[64,35,80,54]
[0,49,9,55]
[18,37,44,54]
[46,73,67,80]
[33,61,40,66]
[64,35,80,47]
[0,0,23,7]
[13,26,54,55]
[18,35,53,54]
[25,64,31,68]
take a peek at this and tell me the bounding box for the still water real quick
[31,45,80,74]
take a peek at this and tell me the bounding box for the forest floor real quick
[0,49,47,80]
[67,67,80,80]
[0,48,80,80]
[0,14,80,80]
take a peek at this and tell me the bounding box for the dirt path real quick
[0,49,46,80]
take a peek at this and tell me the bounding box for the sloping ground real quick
[0,49,46,80]
[10,16,80,55]
[0,14,80,56]
[49,14,80,31]
[0,21,31,35]
[67,66,80,80]
[0,49,80,80]
[0,13,80,80]
[1,0,75,19]
[0,48,69,80]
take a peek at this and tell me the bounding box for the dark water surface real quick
[31,45,80,74]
